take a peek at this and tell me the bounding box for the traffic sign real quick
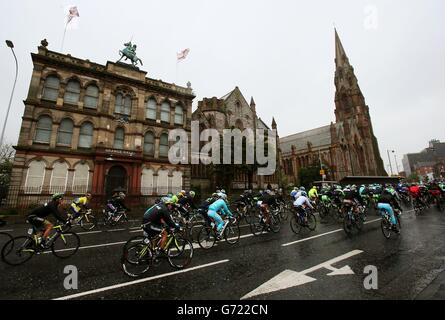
[320,169,325,175]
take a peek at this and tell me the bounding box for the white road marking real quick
[108,228,126,232]
[241,250,364,299]
[0,229,13,232]
[282,217,382,247]
[53,259,230,300]
[76,231,102,235]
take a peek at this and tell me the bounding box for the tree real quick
[0,143,15,206]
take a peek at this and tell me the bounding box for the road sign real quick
[320,169,325,175]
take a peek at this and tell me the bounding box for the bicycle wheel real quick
[290,214,303,235]
[318,205,328,220]
[306,213,317,231]
[269,215,281,233]
[1,236,35,266]
[279,207,289,221]
[224,221,241,244]
[343,215,353,237]
[167,235,193,269]
[51,232,80,258]
[80,214,97,231]
[188,215,205,242]
[381,216,391,239]
[249,215,264,236]
[122,242,153,277]
[123,235,146,253]
[0,232,13,256]
[197,226,216,249]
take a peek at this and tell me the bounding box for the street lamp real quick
[392,150,400,175]
[1,40,18,146]
[386,149,394,176]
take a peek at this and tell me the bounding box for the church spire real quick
[335,28,350,68]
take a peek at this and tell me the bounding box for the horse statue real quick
[117,42,143,67]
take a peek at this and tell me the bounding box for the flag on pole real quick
[177,48,190,61]
[67,6,80,24]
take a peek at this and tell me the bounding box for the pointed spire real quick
[271,117,277,129]
[250,96,256,113]
[335,28,349,68]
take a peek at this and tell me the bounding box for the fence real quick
[0,185,183,215]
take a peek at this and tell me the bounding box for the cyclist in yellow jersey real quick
[69,192,92,219]
[308,186,318,201]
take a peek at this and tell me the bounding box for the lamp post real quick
[1,40,18,146]
[386,149,394,176]
[392,150,400,175]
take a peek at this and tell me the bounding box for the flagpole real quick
[61,22,68,52]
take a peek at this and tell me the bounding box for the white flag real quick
[67,6,80,23]
[177,48,190,61]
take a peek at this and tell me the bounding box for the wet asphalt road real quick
[1,206,445,300]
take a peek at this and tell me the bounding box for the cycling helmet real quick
[118,192,126,199]
[189,190,196,198]
[217,192,227,200]
[220,189,226,194]
[301,191,308,197]
[300,187,306,191]
[52,193,64,201]
[161,196,174,204]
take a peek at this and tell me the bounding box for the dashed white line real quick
[53,259,230,300]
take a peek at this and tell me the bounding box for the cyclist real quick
[293,191,314,225]
[27,193,67,247]
[290,187,299,201]
[377,188,402,233]
[107,191,130,218]
[177,190,197,219]
[142,199,181,251]
[69,192,92,220]
[207,193,234,238]
[409,183,424,208]
[308,185,318,201]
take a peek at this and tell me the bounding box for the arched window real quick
[114,128,125,149]
[25,160,45,193]
[50,162,68,193]
[144,132,154,155]
[141,168,154,195]
[159,133,169,157]
[72,163,90,193]
[42,76,60,101]
[57,118,73,146]
[34,116,52,143]
[171,171,183,194]
[78,122,93,148]
[174,105,184,125]
[157,169,169,194]
[160,102,170,123]
[84,84,99,109]
[145,98,157,120]
[115,93,132,115]
[64,80,81,104]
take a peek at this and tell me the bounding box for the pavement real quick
[1,206,445,300]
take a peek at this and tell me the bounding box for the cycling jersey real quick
[71,196,89,213]
[308,188,318,199]
[293,196,313,208]
[28,201,65,227]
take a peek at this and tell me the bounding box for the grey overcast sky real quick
[0,0,444,173]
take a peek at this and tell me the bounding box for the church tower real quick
[333,29,386,176]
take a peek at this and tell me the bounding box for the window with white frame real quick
[115,93,132,115]
[72,163,90,193]
[157,169,169,194]
[144,132,154,155]
[146,98,157,120]
[84,85,99,109]
[25,160,45,193]
[64,80,81,105]
[159,133,169,157]
[160,102,170,123]
[50,162,68,193]
[174,105,184,125]
[57,118,73,146]
[78,122,93,148]
[114,128,125,149]
[34,116,52,144]
[141,168,154,195]
[42,76,60,101]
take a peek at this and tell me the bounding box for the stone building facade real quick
[191,87,282,191]
[280,30,386,184]
[8,41,194,208]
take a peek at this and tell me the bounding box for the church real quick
[280,30,386,184]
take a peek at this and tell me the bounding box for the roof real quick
[280,125,332,154]
[339,176,401,185]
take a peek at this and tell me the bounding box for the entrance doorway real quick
[105,165,127,196]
